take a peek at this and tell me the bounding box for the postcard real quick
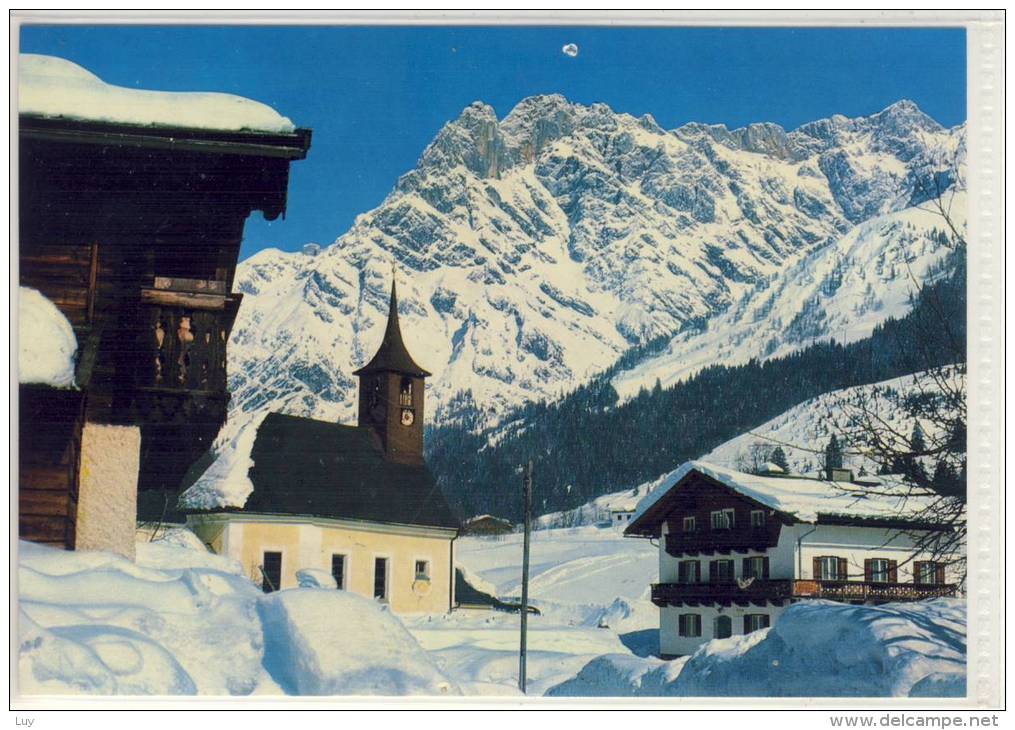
[11,11,1004,713]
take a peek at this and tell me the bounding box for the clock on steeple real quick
[353,274,430,465]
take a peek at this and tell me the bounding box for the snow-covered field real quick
[17,526,966,699]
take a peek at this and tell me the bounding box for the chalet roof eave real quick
[19,114,312,160]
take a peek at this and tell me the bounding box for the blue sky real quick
[20,25,966,260]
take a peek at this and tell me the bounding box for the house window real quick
[710,508,735,530]
[750,510,766,528]
[864,558,898,583]
[683,516,697,532]
[678,613,702,637]
[915,561,943,585]
[415,560,430,581]
[744,614,770,633]
[815,555,846,581]
[374,557,389,600]
[261,551,282,593]
[677,560,700,584]
[714,614,733,639]
[742,556,769,580]
[331,554,346,590]
[710,559,735,583]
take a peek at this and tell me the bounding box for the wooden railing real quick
[651,579,957,606]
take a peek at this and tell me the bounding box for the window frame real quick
[414,558,431,582]
[743,613,771,633]
[683,515,697,532]
[713,614,733,640]
[678,613,702,637]
[710,508,735,530]
[750,509,766,528]
[331,553,347,590]
[677,559,701,584]
[816,555,845,581]
[373,555,390,601]
[742,555,769,580]
[710,558,735,583]
[914,561,942,585]
[261,550,283,594]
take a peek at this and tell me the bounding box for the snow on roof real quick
[630,460,938,527]
[19,287,77,388]
[19,54,296,134]
[178,412,268,511]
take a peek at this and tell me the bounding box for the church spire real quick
[353,275,431,378]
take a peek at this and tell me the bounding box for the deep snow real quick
[548,599,966,697]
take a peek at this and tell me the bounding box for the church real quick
[183,278,460,614]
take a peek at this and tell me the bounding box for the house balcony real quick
[650,579,957,608]
[664,531,779,557]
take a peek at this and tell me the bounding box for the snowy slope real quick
[612,192,965,400]
[701,368,964,477]
[226,96,963,440]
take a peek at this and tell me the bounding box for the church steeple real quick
[353,277,431,379]
[354,275,429,464]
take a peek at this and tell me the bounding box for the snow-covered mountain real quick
[227,96,963,434]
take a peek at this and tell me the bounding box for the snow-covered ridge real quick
[226,94,963,444]
[18,54,296,134]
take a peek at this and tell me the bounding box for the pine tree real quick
[770,446,789,473]
[824,435,844,475]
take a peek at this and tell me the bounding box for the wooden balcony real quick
[664,531,779,557]
[651,579,957,607]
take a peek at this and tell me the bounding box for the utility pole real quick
[518,459,533,694]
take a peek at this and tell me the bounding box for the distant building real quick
[184,279,459,614]
[461,515,515,537]
[302,243,321,257]
[625,461,957,658]
[17,54,310,558]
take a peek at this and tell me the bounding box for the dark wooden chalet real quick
[19,110,311,548]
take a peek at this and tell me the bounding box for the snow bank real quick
[19,286,77,388]
[178,411,268,511]
[548,599,966,697]
[19,54,295,134]
[18,539,269,696]
[258,589,459,696]
[295,569,336,589]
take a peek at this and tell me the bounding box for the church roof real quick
[353,279,431,378]
[209,413,458,530]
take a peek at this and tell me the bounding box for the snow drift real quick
[258,589,458,696]
[548,599,966,697]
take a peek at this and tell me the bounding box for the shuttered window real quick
[678,560,700,583]
[678,613,702,637]
[814,555,847,581]
[709,559,735,583]
[915,561,944,585]
[714,615,733,639]
[864,558,898,583]
[261,551,282,593]
[331,554,346,590]
[742,556,769,580]
[744,614,770,633]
